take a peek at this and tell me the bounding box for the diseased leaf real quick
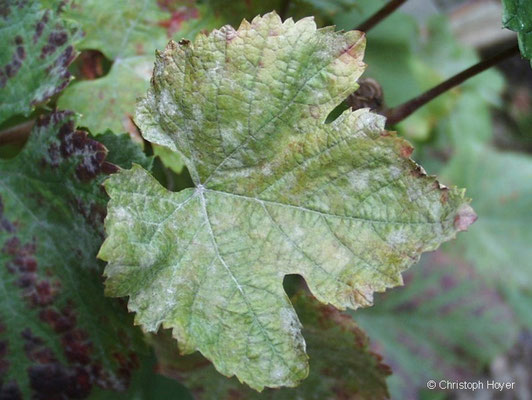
[97,131,154,171]
[90,354,192,400]
[441,144,532,287]
[152,292,391,400]
[502,0,532,64]
[0,0,80,123]
[99,13,475,390]
[55,0,221,135]
[0,111,147,398]
[355,252,518,399]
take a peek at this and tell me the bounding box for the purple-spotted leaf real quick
[0,0,80,123]
[99,12,475,390]
[0,112,149,398]
[152,293,391,400]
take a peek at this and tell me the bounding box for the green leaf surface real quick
[152,293,390,400]
[502,0,532,62]
[355,252,517,399]
[0,0,80,123]
[55,0,221,135]
[441,145,532,287]
[0,111,146,398]
[99,13,475,390]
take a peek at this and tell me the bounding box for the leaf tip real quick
[453,203,477,232]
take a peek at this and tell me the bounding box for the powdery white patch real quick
[270,364,290,383]
[389,165,401,179]
[261,163,273,176]
[348,170,370,191]
[387,228,408,246]
[160,89,178,117]
[192,104,203,122]
[407,186,422,202]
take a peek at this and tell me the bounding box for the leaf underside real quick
[99,12,475,390]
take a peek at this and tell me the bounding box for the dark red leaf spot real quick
[400,144,413,158]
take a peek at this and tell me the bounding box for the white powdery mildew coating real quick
[348,170,370,191]
[387,228,409,246]
[101,11,475,393]
[159,89,179,117]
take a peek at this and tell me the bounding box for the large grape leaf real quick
[441,144,532,287]
[355,252,517,399]
[98,12,475,390]
[502,0,532,64]
[152,293,390,399]
[0,112,149,398]
[0,0,80,124]
[54,0,221,136]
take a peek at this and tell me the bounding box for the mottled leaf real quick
[441,144,532,287]
[502,0,532,64]
[0,0,80,123]
[152,293,390,400]
[99,13,474,390]
[55,0,221,135]
[0,112,147,398]
[355,252,517,399]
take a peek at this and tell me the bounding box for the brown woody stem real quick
[0,120,35,146]
[384,44,520,126]
[356,0,408,32]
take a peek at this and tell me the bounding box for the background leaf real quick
[502,0,532,64]
[152,292,390,400]
[0,111,148,398]
[354,251,518,399]
[0,0,80,124]
[441,144,532,288]
[54,0,222,136]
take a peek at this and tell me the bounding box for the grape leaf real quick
[152,293,390,399]
[502,0,532,64]
[0,112,147,398]
[441,144,532,287]
[54,0,221,136]
[0,0,80,124]
[355,252,517,399]
[99,13,475,390]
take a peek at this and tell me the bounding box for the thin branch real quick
[0,120,34,146]
[385,44,520,126]
[356,0,408,32]
[279,0,292,21]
